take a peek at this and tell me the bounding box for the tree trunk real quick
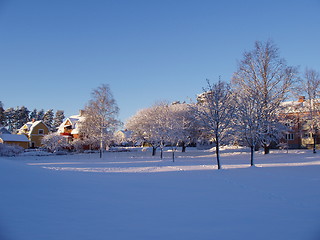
[172,150,175,162]
[160,148,163,159]
[100,128,103,158]
[216,140,221,170]
[182,142,186,152]
[313,133,317,154]
[152,146,156,156]
[264,145,270,154]
[250,146,254,166]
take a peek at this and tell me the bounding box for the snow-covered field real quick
[1,148,320,240]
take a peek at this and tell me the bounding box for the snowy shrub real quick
[41,133,70,152]
[71,138,100,153]
[0,143,24,157]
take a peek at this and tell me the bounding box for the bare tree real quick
[232,40,298,154]
[299,68,320,153]
[80,84,121,157]
[193,79,237,169]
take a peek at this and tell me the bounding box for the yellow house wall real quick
[0,140,29,149]
[29,122,49,148]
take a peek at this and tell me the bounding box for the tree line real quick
[0,104,65,133]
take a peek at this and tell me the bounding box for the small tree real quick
[192,79,237,169]
[234,92,261,166]
[80,84,121,158]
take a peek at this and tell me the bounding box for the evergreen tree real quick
[36,109,45,120]
[0,101,5,126]
[43,109,54,132]
[53,110,65,132]
[4,108,15,132]
[29,109,37,121]
[16,106,30,130]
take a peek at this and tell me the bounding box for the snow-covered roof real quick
[0,134,29,142]
[29,121,47,134]
[58,114,85,133]
[19,120,48,134]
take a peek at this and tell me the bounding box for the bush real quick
[41,133,70,152]
[0,144,24,157]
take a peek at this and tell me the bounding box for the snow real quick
[0,133,29,142]
[0,148,320,240]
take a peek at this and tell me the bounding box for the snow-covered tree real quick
[164,103,199,161]
[232,40,298,154]
[127,102,199,160]
[126,104,162,156]
[43,109,54,132]
[234,93,261,166]
[298,68,320,153]
[41,133,69,152]
[192,79,237,169]
[80,84,121,157]
[53,110,65,132]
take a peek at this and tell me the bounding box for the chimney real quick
[32,118,36,123]
[298,96,305,102]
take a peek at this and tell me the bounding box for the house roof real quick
[58,114,85,133]
[116,130,133,139]
[0,134,29,142]
[18,120,49,134]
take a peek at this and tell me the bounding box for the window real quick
[304,132,313,138]
[285,133,294,140]
[38,129,44,135]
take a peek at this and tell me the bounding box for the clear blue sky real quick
[0,0,319,123]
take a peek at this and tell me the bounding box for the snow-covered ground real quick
[1,148,320,240]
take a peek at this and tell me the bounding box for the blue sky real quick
[0,0,319,123]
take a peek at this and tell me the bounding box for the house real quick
[57,112,85,142]
[18,120,49,148]
[0,133,29,149]
[280,96,320,149]
[114,129,134,146]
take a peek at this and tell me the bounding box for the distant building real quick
[18,120,49,148]
[57,111,85,142]
[114,129,134,146]
[279,96,320,149]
